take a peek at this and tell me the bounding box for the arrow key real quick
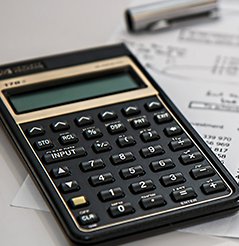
[60,180,80,193]
[51,166,71,178]
[164,125,182,137]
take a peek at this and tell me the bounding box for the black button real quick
[89,172,115,187]
[140,145,164,158]
[140,195,166,210]
[51,121,70,132]
[35,138,53,150]
[27,126,45,137]
[154,112,172,124]
[160,172,186,187]
[43,147,87,164]
[150,158,175,172]
[80,159,105,172]
[190,166,215,179]
[92,141,112,153]
[164,126,182,137]
[169,138,193,151]
[98,187,124,202]
[59,133,78,145]
[78,213,99,226]
[122,106,140,116]
[180,151,204,164]
[120,165,145,179]
[83,128,102,140]
[75,116,94,127]
[201,180,227,195]
[52,166,71,178]
[117,135,136,148]
[130,180,155,194]
[108,203,134,218]
[171,187,197,202]
[60,180,80,193]
[131,117,150,129]
[110,152,135,165]
[145,101,162,111]
[140,130,160,142]
[99,110,117,121]
[107,122,127,135]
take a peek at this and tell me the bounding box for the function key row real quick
[26,100,164,137]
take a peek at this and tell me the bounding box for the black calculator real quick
[0,44,238,245]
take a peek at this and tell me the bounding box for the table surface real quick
[1,1,239,245]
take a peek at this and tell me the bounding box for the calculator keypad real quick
[22,96,231,230]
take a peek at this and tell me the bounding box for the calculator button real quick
[70,195,88,208]
[43,147,87,164]
[35,138,53,150]
[145,101,162,111]
[51,121,70,132]
[122,106,140,116]
[107,122,127,135]
[78,213,99,226]
[201,180,226,195]
[120,165,145,179]
[171,187,197,202]
[154,112,172,124]
[99,111,117,122]
[131,117,150,129]
[117,135,136,148]
[75,116,94,127]
[169,138,193,151]
[130,180,155,194]
[108,203,134,218]
[27,126,45,137]
[160,172,186,187]
[52,166,71,178]
[140,145,164,158]
[60,180,80,193]
[59,133,78,145]
[140,195,166,210]
[190,166,215,179]
[99,187,124,202]
[89,172,115,187]
[164,126,182,137]
[83,128,103,140]
[150,158,175,172]
[110,152,135,165]
[80,159,105,172]
[140,130,160,142]
[92,141,112,153]
[180,151,204,164]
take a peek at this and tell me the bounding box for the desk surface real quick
[1,1,239,245]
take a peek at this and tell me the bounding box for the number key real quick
[130,180,155,194]
[89,172,115,187]
[160,172,186,187]
[120,165,145,179]
[110,152,135,165]
[98,187,124,202]
[80,159,105,172]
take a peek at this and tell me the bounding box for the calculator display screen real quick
[7,72,142,114]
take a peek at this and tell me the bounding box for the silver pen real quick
[125,0,219,32]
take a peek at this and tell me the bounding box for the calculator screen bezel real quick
[4,66,146,114]
[0,56,158,124]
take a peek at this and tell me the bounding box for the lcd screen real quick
[8,72,143,114]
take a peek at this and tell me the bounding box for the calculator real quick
[0,44,239,245]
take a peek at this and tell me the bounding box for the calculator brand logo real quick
[0,61,45,79]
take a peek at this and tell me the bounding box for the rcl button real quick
[78,213,99,226]
[35,138,53,150]
[59,133,78,145]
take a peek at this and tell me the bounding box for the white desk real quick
[1,1,239,245]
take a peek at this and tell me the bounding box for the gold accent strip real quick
[0,56,158,124]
